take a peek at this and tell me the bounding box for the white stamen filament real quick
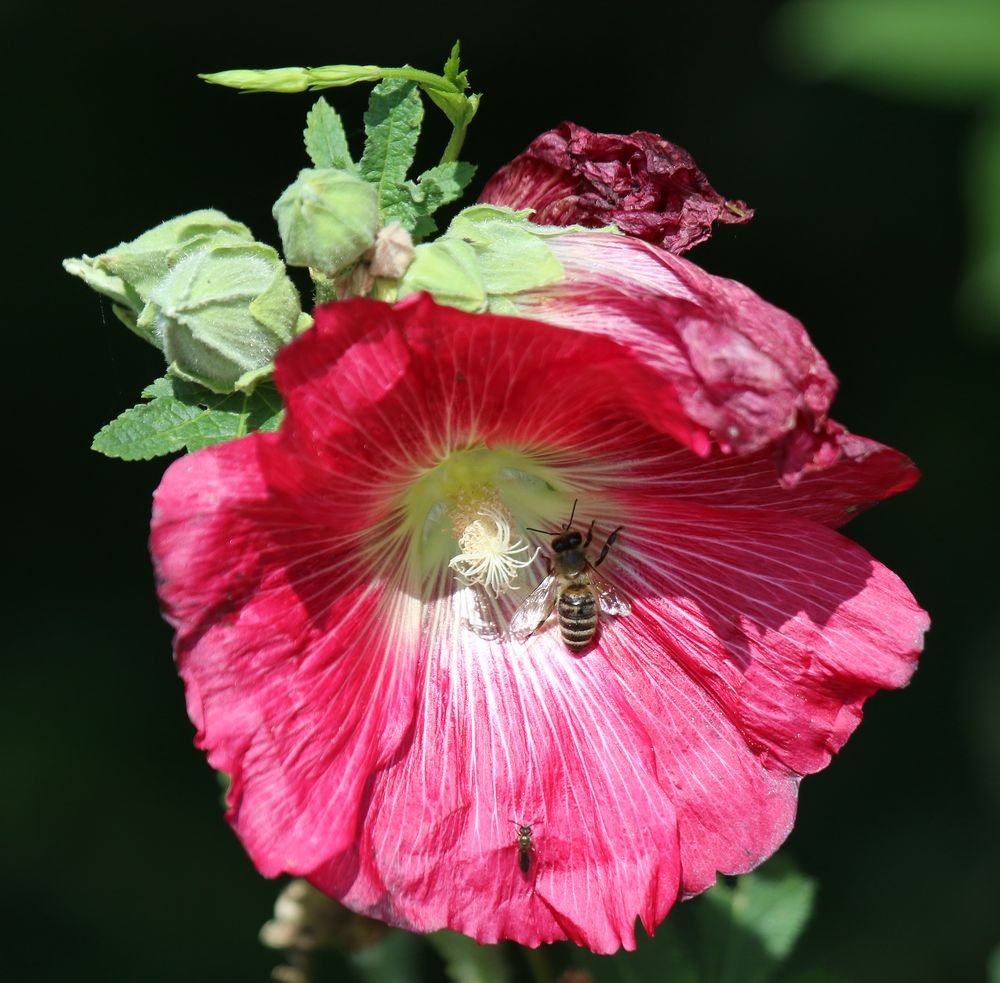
[448,501,540,598]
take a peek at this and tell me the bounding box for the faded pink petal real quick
[479,121,752,254]
[151,296,927,952]
[507,232,837,471]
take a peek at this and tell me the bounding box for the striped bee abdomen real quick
[558,582,597,650]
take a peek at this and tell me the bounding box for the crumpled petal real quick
[479,121,752,254]
[591,427,920,528]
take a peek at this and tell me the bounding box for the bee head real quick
[551,530,582,552]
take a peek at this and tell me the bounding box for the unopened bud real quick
[138,232,310,393]
[200,68,311,93]
[273,168,380,274]
[93,209,252,305]
[64,209,256,348]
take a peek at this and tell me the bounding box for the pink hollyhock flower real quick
[151,294,927,953]
[479,121,752,253]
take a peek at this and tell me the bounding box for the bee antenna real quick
[564,498,578,530]
[524,526,551,535]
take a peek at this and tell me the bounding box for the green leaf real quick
[405,161,477,238]
[693,855,817,983]
[573,922,698,983]
[427,931,509,983]
[359,77,424,227]
[92,376,283,460]
[304,97,356,172]
[413,162,477,212]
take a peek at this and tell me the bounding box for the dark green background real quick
[9,2,998,980]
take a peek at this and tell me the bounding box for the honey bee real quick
[510,501,630,650]
[512,820,535,873]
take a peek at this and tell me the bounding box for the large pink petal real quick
[602,496,928,892]
[270,294,715,474]
[152,437,420,875]
[308,584,681,953]
[510,233,837,465]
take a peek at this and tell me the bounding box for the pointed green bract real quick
[396,238,486,311]
[92,377,284,460]
[426,42,480,158]
[304,97,356,172]
[442,41,468,91]
[91,210,253,307]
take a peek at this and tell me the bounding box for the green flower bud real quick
[273,168,380,274]
[200,67,311,93]
[137,232,310,394]
[395,238,486,312]
[64,209,254,347]
[95,209,252,305]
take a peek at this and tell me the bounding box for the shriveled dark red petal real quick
[479,121,752,254]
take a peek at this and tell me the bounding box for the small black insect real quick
[512,820,535,873]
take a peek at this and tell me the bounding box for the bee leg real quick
[593,526,624,567]
[583,518,596,548]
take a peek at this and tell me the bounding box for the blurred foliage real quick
[570,856,817,983]
[261,857,820,983]
[773,0,1000,337]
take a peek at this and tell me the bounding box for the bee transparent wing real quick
[589,567,632,616]
[509,575,559,642]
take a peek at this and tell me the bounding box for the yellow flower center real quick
[400,445,568,597]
